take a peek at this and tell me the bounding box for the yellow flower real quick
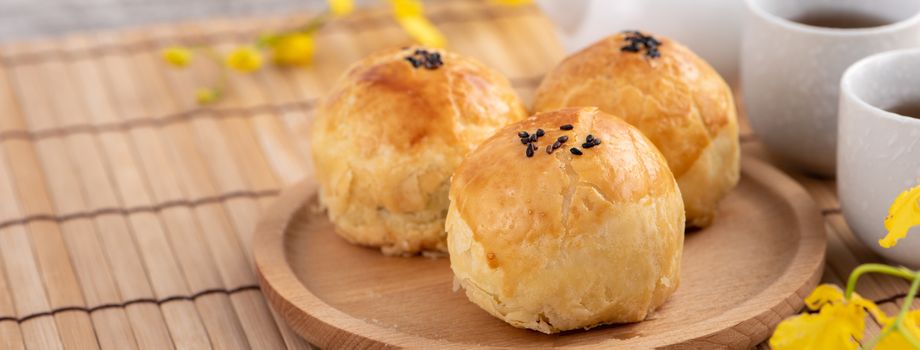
[875,310,920,349]
[804,284,848,308]
[490,0,533,5]
[390,0,446,48]
[769,285,877,350]
[225,46,263,73]
[803,284,886,320]
[391,0,423,17]
[396,16,446,48]
[161,46,192,68]
[196,88,219,104]
[328,0,353,16]
[271,33,315,66]
[880,184,920,248]
[770,305,864,350]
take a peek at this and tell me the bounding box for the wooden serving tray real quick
[254,157,826,349]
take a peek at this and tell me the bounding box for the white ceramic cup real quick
[741,0,920,176]
[838,48,920,268]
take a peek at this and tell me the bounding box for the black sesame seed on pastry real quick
[447,107,685,333]
[533,31,740,228]
[311,47,528,256]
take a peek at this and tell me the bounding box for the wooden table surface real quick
[0,1,912,348]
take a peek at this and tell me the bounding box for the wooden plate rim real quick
[254,157,827,348]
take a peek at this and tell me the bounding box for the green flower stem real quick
[258,12,328,49]
[846,263,916,299]
[895,275,920,348]
[298,11,330,34]
[173,8,332,103]
[194,47,229,102]
[862,324,897,350]
[850,264,920,350]
[901,272,920,315]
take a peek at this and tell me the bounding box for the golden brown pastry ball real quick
[447,107,684,333]
[533,31,739,228]
[311,47,527,256]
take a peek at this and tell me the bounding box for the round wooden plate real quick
[254,157,826,349]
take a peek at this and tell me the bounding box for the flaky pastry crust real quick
[534,32,739,227]
[447,107,684,333]
[312,47,527,255]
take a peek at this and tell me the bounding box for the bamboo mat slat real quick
[0,1,913,348]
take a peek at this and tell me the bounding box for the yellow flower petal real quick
[490,0,533,5]
[390,0,445,47]
[852,294,891,325]
[771,285,880,350]
[225,46,263,73]
[877,333,913,349]
[396,15,446,48]
[874,309,920,349]
[769,302,866,350]
[196,88,219,104]
[271,33,315,66]
[161,47,192,68]
[805,284,846,310]
[328,0,353,16]
[875,330,920,350]
[803,285,890,323]
[880,184,920,248]
[391,0,423,18]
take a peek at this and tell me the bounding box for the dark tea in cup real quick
[792,10,892,28]
[887,102,920,119]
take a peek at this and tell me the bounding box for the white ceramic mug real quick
[838,48,920,268]
[741,0,920,176]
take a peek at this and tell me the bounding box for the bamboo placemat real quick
[0,1,912,348]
